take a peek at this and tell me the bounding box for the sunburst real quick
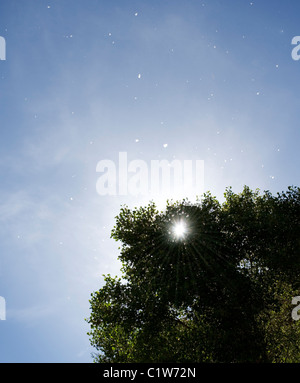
[172,221,187,239]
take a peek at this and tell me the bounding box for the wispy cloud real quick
[8,302,58,324]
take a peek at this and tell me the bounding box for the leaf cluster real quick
[87,186,300,362]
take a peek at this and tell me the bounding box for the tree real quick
[87,185,300,362]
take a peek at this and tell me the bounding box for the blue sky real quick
[0,0,299,362]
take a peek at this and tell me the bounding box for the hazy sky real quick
[0,0,299,362]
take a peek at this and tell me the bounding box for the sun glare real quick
[173,221,187,239]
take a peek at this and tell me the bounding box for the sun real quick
[173,221,187,239]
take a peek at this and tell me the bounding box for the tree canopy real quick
[87,185,300,362]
